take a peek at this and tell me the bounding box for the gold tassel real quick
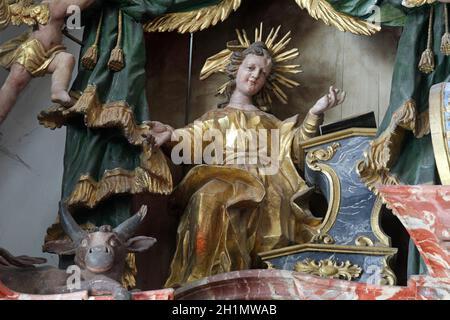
[81,45,98,70]
[419,6,435,74]
[108,10,125,72]
[81,11,103,70]
[441,4,450,55]
[419,48,435,73]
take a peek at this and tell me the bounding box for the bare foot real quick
[51,90,73,106]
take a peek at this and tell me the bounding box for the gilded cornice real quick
[143,0,380,36]
[294,0,380,36]
[143,0,241,33]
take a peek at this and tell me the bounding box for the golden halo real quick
[200,23,302,106]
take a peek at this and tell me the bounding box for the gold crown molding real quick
[258,243,398,261]
[357,100,425,195]
[306,143,341,236]
[294,0,380,36]
[294,259,362,281]
[143,0,241,33]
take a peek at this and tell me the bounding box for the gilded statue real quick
[0,0,95,124]
[144,26,346,287]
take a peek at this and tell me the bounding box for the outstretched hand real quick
[310,86,346,116]
[142,121,173,148]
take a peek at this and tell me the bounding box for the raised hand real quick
[310,86,346,116]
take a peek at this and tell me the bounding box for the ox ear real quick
[43,240,77,255]
[126,236,157,253]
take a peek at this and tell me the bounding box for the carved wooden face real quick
[235,54,272,98]
[76,228,123,274]
[74,227,156,278]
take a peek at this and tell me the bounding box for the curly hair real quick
[220,41,273,111]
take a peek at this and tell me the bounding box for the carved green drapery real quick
[40,0,224,243]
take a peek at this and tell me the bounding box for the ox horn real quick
[59,201,86,244]
[113,205,147,240]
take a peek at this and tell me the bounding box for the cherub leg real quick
[0,63,32,124]
[47,51,75,106]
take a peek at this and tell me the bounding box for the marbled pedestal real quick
[378,185,449,278]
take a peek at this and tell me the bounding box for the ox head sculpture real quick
[58,202,156,279]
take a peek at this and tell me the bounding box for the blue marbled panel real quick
[269,251,387,284]
[304,136,378,245]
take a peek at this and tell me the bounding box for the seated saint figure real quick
[146,36,345,288]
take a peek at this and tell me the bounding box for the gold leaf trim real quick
[68,167,171,209]
[357,100,421,195]
[143,0,241,33]
[294,258,362,280]
[306,143,341,236]
[294,0,380,36]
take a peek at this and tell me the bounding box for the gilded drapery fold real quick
[164,108,321,287]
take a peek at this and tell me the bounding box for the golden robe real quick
[165,107,322,287]
[0,34,65,77]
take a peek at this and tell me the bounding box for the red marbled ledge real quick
[174,269,449,300]
[378,185,450,278]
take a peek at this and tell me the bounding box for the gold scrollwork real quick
[370,197,392,246]
[306,142,340,168]
[306,143,341,236]
[294,259,362,281]
[355,236,375,247]
[311,233,335,244]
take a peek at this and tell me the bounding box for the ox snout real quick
[85,246,114,273]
